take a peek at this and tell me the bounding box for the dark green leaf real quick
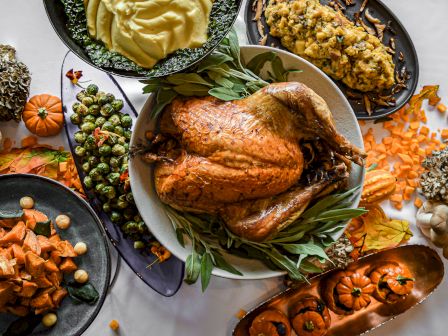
[151,89,177,119]
[3,315,41,336]
[197,53,234,72]
[200,252,213,291]
[245,51,277,75]
[166,73,213,87]
[281,243,329,260]
[227,29,242,69]
[0,210,23,219]
[173,83,210,96]
[142,83,161,93]
[299,259,324,274]
[208,87,241,101]
[265,247,303,280]
[33,220,51,237]
[212,252,243,276]
[175,228,185,248]
[184,250,201,285]
[270,56,288,82]
[67,282,99,305]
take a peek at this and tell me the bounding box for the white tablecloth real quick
[1,1,448,335]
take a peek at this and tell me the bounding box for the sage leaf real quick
[212,252,243,276]
[175,228,185,248]
[246,51,277,75]
[299,259,324,274]
[67,282,99,305]
[197,53,234,72]
[166,73,213,87]
[281,243,329,260]
[265,247,303,281]
[33,220,51,237]
[173,83,210,96]
[185,250,201,285]
[209,87,241,101]
[200,252,213,291]
[151,89,177,119]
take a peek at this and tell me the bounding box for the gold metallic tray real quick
[233,245,444,336]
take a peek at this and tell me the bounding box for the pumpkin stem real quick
[396,275,415,285]
[351,287,362,297]
[304,321,315,331]
[37,107,48,119]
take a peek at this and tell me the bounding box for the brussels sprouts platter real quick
[61,51,184,297]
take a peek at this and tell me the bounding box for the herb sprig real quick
[167,187,366,291]
[141,29,301,118]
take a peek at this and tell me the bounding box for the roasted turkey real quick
[142,82,365,242]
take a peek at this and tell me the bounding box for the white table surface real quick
[1,1,448,335]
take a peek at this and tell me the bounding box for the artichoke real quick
[0,45,31,122]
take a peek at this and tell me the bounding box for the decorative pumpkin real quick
[249,309,291,336]
[368,261,414,304]
[361,169,396,205]
[23,94,63,137]
[290,296,331,336]
[321,271,374,315]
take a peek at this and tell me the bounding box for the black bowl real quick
[43,0,242,79]
[245,0,419,120]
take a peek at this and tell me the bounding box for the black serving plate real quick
[245,0,419,120]
[61,51,184,297]
[0,174,110,336]
[43,0,242,79]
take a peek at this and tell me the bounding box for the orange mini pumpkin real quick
[321,271,374,315]
[368,261,414,304]
[290,296,331,336]
[23,94,63,137]
[249,309,291,336]
[361,169,396,205]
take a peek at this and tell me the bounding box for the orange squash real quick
[249,309,291,336]
[321,271,374,315]
[368,261,414,304]
[290,296,331,336]
[23,94,63,137]
[361,169,396,205]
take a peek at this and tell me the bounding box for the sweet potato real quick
[44,259,59,273]
[59,258,77,273]
[0,221,26,246]
[11,244,25,265]
[52,288,68,307]
[56,241,77,258]
[47,272,62,288]
[0,219,16,229]
[22,209,48,229]
[0,282,14,306]
[37,235,56,253]
[24,252,45,278]
[18,280,38,298]
[34,276,53,289]
[22,230,41,256]
[0,255,16,277]
[30,292,53,309]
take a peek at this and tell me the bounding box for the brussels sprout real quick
[136,221,148,234]
[70,113,82,125]
[72,102,81,113]
[97,162,110,174]
[98,95,109,106]
[123,143,129,152]
[88,104,101,116]
[110,211,122,223]
[77,104,89,116]
[122,221,138,234]
[103,202,111,213]
[95,183,106,194]
[121,115,132,128]
[81,122,95,133]
[88,168,102,181]
[100,103,114,117]
[117,136,126,145]
[123,208,135,220]
[120,163,128,174]
[84,135,96,150]
[106,93,115,102]
[81,96,94,107]
[102,186,117,199]
[116,195,129,209]
[134,241,145,249]
[123,130,132,140]
[125,192,135,204]
[108,114,121,126]
[111,99,124,111]
[74,131,87,143]
[74,146,86,157]
[83,176,93,189]
[109,157,120,168]
[88,156,100,167]
[76,90,87,102]
[133,214,143,223]
[114,126,124,136]
[101,121,115,132]
[100,156,110,164]
[82,162,90,173]
[99,144,112,156]
[95,116,107,127]
[107,172,121,185]
[112,144,126,156]
[86,84,99,95]
[83,115,96,124]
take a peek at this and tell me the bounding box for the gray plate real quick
[0,174,110,336]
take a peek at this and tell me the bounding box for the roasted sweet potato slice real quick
[6,305,29,317]
[37,235,56,253]
[47,272,62,288]
[22,229,41,256]
[59,257,77,273]
[24,251,45,278]
[56,240,77,257]
[0,228,6,238]
[52,288,68,307]
[0,282,14,306]
[0,219,17,229]
[18,280,38,298]
[11,244,26,265]
[0,254,16,277]
[0,221,26,246]
[49,234,61,244]
[34,275,53,288]
[30,292,53,309]
[44,259,59,273]
[22,209,48,230]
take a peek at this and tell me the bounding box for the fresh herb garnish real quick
[33,220,51,237]
[141,29,300,119]
[67,282,99,305]
[166,187,366,291]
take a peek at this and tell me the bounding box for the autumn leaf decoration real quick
[346,205,412,255]
[65,69,83,86]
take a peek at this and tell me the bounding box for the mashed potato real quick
[265,0,395,92]
[84,0,213,68]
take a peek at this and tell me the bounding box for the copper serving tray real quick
[233,245,444,336]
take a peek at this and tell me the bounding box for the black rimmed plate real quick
[245,0,419,120]
[43,0,242,79]
[0,174,110,336]
[61,51,184,297]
